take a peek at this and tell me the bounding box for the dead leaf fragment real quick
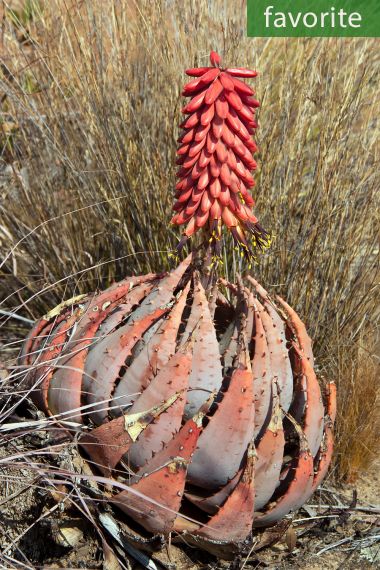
[285,526,297,552]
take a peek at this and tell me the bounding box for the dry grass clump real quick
[332,332,380,482]
[0,0,379,481]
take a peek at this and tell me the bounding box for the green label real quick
[247,0,380,37]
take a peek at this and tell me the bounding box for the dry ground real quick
[0,433,379,569]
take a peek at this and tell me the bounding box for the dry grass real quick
[0,0,379,483]
[333,333,379,482]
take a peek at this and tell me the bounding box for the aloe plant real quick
[20,51,336,553]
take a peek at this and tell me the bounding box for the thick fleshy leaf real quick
[71,275,158,340]
[185,468,242,515]
[312,426,334,492]
[292,344,324,457]
[79,393,181,476]
[248,278,293,412]
[127,255,192,323]
[29,312,80,414]
[188,365,255,489]
[47,317,113,424]
[22,294,89,411]
[181,276,223,419]
[326,381,337,424]
[111,458,188,534]
[65,307,168,425]
[21,297,76,366]
[20,249,331,546]
[254,387,285,511]
[82,280,157,408]
[91,303,135,342]
[195,445,255,542]
[125,350,191,468]
[312,382,336,490]
[46,278,157,423]
[221,281,249,370]
[276,295,314,365]
[112,282,191,411]
[251,301,272,439]
[134,411,204,478]
[254,417,314,527]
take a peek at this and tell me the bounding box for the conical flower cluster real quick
[172,51,270,258]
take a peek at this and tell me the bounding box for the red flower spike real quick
[172,50,270,259]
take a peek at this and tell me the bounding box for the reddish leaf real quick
[111,459,188,535]
[188,365,255,489]
[195,445,255,542]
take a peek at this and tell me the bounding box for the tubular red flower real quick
[173,51,271,259]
